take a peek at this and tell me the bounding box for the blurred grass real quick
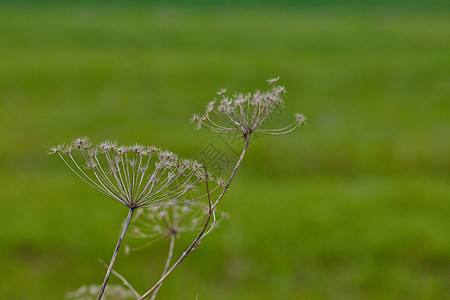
[0,3,449,299]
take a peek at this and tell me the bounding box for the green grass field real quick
[0,3,449,299]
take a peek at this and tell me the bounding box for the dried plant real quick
[54,77,305,300]
[48,140,212,209]
[128,201,215,250]
[50,139,219,300]
[139,78,306,298]
[191,76,306,137]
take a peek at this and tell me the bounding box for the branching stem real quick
[98,207,135,300]
[212,134,251,210]
[150,234,176,300]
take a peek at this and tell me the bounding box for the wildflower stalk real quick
[139,134,251,299]
[150,234,176,300]
[58,78,304,299]
[98,208,135,300]
[212,133,250,211]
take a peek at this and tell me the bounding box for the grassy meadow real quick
[0,2,449,299]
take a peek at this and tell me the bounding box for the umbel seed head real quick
[50,138,221,209]
[192,77,306,136]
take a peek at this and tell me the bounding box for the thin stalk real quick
[139,134,251,299]
[212,133,251,210]
[150,234,176,300]
[97,208,135,300]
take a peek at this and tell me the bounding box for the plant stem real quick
[150,234,176,300]
[97,207,135,300]
[139,134,251,299]
[212,134,251,210]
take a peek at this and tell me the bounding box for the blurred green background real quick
[0,1,449,299]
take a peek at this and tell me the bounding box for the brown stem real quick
[212,134,251,210]
[150,234,176,300]
[97,208,135,300]
[139,134,251,299]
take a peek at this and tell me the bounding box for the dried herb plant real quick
[50,141,218,299]
[139,78,306,298]
[56,78,305,300]
[191,76,306,138]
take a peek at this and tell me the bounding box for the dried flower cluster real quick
[127,201,228,253]
[66,284,135,300]
[131,201,207,238]
[49,138,218,209]
[53,77,306,300]
[191,77,306,136]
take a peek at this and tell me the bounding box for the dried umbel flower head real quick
[49,137,218,209]
[127,200,227,253]
[192,77,306,136]
[66,284,135,300]
[132,201,209,236]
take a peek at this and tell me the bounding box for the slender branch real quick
[212,133,251,211]
[98,208,135,300]
[150,234,176,300]
[139,134,251,299]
